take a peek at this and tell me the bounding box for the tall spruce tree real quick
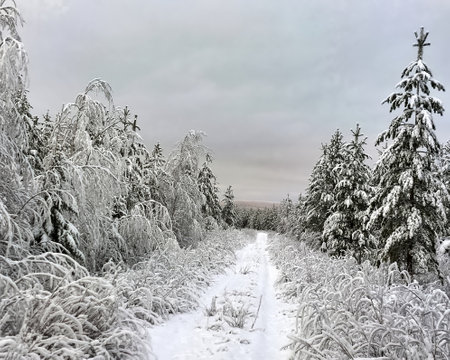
[222,185,236,227]
[146,142,169,206]
[367,28,447,276]
[198,154,222,227]
[304,130,345,236]
[323,124,373,262]
[118,109,152,212]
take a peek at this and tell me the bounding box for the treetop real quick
[413,27,430,61]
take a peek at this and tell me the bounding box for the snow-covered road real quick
[147,232,296,360]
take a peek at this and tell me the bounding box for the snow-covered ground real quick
[147,232,296,360]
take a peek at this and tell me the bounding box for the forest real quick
[1,1,449,359]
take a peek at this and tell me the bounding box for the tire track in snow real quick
[147,232,296,360]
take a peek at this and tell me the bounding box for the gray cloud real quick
[19,0,450,201]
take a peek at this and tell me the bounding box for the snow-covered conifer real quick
[323,124,373,262]
[151,143,165,167]
[367,28,447,276]
[304,130,345,236]
[235,207,250,228]
[439,140,450,236]
[143,142,169,206]
[291,194,307,240]
[222,185,237,227]
[263,206,279,231]
[198,154,222,227]
[277,196,294,234]
[118,109,153,211]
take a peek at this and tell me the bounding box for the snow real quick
[147,232,296,360]
[439,238,450,255]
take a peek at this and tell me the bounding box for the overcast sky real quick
[18,0,450,202]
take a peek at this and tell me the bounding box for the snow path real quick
[147,232,296,360]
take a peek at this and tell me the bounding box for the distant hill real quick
[235,200,279,209]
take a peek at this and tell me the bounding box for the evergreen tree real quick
[222,185,236,227]
[292,194,307,240]
[34,154,85,262]
[27,111,53,173]
[146,142,169,206]
[367,28,447,276]
[198,154,222,227]
[116,108,152,212]
[264,205,279,231]
[253,209,263,230]
[235,207,251,228]
[277,196,293,234]
[150,143,165,168]
[440,140,450,235]
[323,124,373,262]
[304,130,345,236]
[111,109,176,264]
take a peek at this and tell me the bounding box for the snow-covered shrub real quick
[204,296,218,317]
[299,231,322,252]
[37,80,132,270]
[269,234,450,359]
[164,130,206,247]
[222,300,250,328]
[32,79,178,270]
[0,253,148,359]
[0,228,253,359]
[438,238,450,293]
[112,229,252,325]
[114,200,176,265]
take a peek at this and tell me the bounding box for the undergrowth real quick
[269,233,450,360]
[0,229,252,359]
[0,252,146,359]
[222,300,250,329]
[113,229,252,324]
